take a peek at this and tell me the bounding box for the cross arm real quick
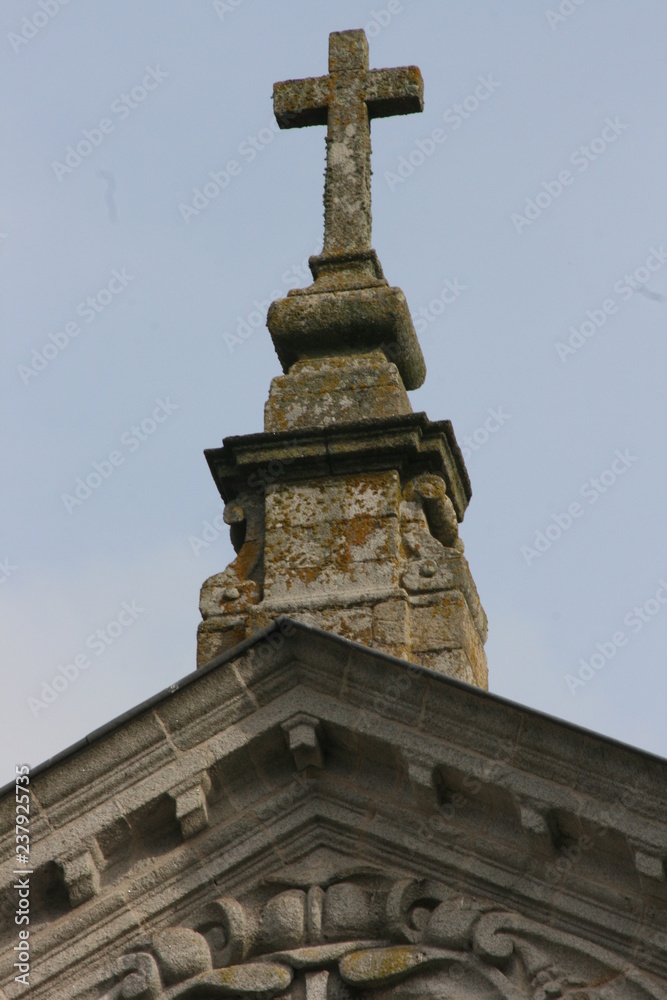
[273,75,330,128]
[366,66,424,119]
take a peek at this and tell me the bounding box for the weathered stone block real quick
[281,714,324,770]
[61,850,100,908]
[197,617,248,667]
[372,598,409,653]
[285,606,374,646]
[267,285,426,391]
[264,473,401,598]
[415,647,479,685]
[172,776,211,840]
[264,353,411,433]
[266,479,344,528]
[409,591,485,661]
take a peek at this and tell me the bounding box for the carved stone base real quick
[198,463,487,686]
[264,352,412,433]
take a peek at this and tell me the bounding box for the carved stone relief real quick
[104,876,664,999]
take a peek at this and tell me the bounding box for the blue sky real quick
[2,0,666,784]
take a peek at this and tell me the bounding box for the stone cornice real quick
[1,620,665,997]
[204,413,472,522]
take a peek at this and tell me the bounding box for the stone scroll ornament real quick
[105,878,664,999]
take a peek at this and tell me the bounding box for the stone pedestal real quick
[198,338,487,686]
[264,352,412,432]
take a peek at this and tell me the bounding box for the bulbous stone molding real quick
[105,877,666,999]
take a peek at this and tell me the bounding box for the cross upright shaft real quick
[274,30,423,276]
[267,29,427,390]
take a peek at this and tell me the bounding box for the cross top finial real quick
[273,29,423,287]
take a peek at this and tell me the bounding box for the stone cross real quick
[273,29,423,280]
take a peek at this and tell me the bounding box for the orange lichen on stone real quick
[264,353,412,432]
[198,449,487,687]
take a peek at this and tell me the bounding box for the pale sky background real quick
[2,0,666,786]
